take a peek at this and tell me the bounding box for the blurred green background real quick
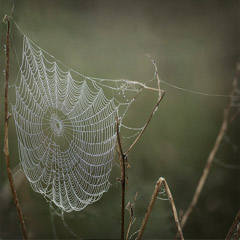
[0,0,239,239]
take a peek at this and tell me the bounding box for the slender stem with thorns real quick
[180,66,239,230]
[3,16,28,240]
[137,177,184,240]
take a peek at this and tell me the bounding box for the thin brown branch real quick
[180,67,239,230]
[116,118,127,240]
[125,55,165,155]
[116,57,166,239]
[125,192,138,240]
[235,227,240,240]
[136,178,161,240]
[3,16,28,239]
[125,203,134,240]
[146,54,162,100]
[137,177,184,240]
[125,91,165,155]
[226,210,240,240]
[180,103,231,229]
[162,180,184,240]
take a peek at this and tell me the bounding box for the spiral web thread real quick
[12,36,145,212]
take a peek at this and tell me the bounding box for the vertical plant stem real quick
[116,118,126,240]
[4,16,28,240]
[121,155,126,240]
[137,177,184,240]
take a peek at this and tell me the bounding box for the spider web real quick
[10,24,239,218]
[11,35,146,212]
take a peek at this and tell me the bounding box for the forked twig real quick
[136,177,184,240]
[116,55,166,239]
[226,210,240,240]
[179,64,239,230]
[3,16,28,239]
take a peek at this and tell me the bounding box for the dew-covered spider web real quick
[10,22,240,217]
[11,35,151,212]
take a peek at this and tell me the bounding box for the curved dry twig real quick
[136,177,184,240]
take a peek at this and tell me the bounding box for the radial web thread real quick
[12,36,144,212]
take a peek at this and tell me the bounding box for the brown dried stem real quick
[136,177,184,240]
[116,118,127,240]
[226,210,240,240]
[125,54,165,155]
[3,16,28,240]
[146,54,162,100]
[235,228,240,240]
[116,56,165,239]
[117,92,165,240]
[125,192,138,240]
[180,66,239,230]
[125,91,165,155]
